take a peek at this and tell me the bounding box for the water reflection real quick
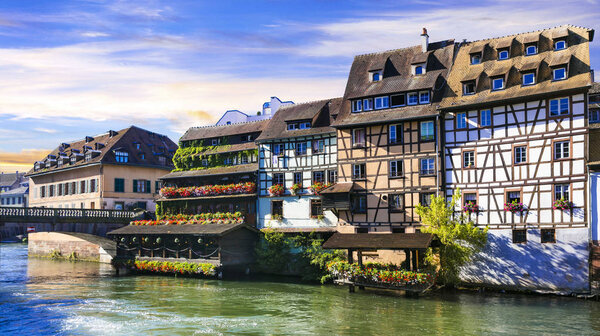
[2,243,600,335]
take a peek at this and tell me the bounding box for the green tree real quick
[415,189,488,286]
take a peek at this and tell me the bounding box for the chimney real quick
[421,27,429,53]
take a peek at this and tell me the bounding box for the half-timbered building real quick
[440,25,595,292]
[256,99,341,234]
[323,30,454,239]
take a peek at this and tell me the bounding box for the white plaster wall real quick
[257,196,337,229]
[461,228,589,292]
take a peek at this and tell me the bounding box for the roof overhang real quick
[322,232,434,250]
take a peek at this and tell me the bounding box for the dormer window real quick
[470,54,481,65]
[135,143,140,150]
[412,63,426,75]
[70,157,77,165]
[498,49,509,60]
[525,44,537,56]
[85,152,92,162]
[419,91,430,104]
[463,81,476,95]
[140,153,145,160]
[363,98,373,111]
[371,70,382,82]
[158,156,166,165]
[491,77,505,91]
[522,72,536,86]
[115,151,129,163]
[374,96,389,110]
[553,67,567,81]
[57,159,63,167]
[34,162,41,171]
[555,40,567,51]
[390,94,406,107]
[352,100,362,113]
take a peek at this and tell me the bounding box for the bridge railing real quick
[0,206,138,223]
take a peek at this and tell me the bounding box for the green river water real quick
[1,243,600,335]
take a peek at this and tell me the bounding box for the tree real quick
[415,189,488,286]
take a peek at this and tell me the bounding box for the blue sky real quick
[0,0,599,172]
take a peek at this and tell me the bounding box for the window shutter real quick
[133,180,138,193]
[145,180,151,193]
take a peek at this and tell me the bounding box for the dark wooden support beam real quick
[348,248,355,293]
[357,250,365,290]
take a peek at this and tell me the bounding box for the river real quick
[1,244,600,335]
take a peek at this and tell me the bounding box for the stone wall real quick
[28,232,115,263]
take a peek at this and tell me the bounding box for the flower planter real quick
[309,182,332,195]
[268,184,285,197]
[462,201,480,215]
[504,201,525,214]
[131,212,244,226]
[160,183,256,199]
[553,198,573,211]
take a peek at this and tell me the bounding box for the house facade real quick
[27,126,177,210]
[215,97,294,126]
[440,25,594,292]
[256,99,341,234]
[589,82,600,246]
[0,172,28,207]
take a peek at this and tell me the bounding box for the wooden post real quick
[415,250,419,270]
[357,250,365,291]
[411,249,417,271]
[348,248,355,293]
[162,239,166,258]
[189,240,193,259]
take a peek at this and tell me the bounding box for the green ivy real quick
[172,145,258,172]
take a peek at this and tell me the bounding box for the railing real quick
[0,206,138,223]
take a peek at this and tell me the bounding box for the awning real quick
[522,33,540,44]
[495,38,513,49]
[519,60,540,72]
[461,69,482,82]
[108,223,258,236]
[548,52,572,67]
[320,182,354,194]
[486,63,512,77]
[322,232,434,249]
[469,44,485,54]
[552,27,569,39]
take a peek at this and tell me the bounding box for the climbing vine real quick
[172,144,258,172]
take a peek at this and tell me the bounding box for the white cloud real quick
[81,31,110,38]
[33,128,57,134]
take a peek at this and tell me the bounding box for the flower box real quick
[504,200,525,214]
[290,183,302,195]
[159,182,256,199]
[462,201,480,214]
[268,184,285,196]
[309,182,332,195]
[131,212,244,226]
[553,198,573,211]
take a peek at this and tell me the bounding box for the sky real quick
[0,0,599,173]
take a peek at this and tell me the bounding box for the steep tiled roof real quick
[180,120,269,142]
[590,82,600,94]
[27,126,177,176]
[0,172,23,187]
[256,98,342,142]
[334,39,455,127]
[0,186,28,196]
[440,25,594,110]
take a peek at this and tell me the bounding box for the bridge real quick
[0,206,140,241]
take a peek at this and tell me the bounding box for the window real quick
[224,157,233,165]
[420,121,435,141]
[90,179,97,193]
[463,151,475,168]
[155,181,161,194]
[241,154,249,164]
[295,142,308,155]
[554,40,566,50]
[470,54,481,65]
[463,81,476,95]
[390,94,406,107]
[514,146,527,164]
[312,140,325,154]
[70,157,77,165]
[57,159,63,167]
[389,194,404,212]
[590,109,600,123]
[271,200,283,217]
[512,229,527,244]
[498,49,509,60]
[211,139,219,146]
[541,229,556,243]
[293,172,303,186]
[492,77,505,91]
[272,173,285,187]
[389,160,403,177]
[327,170,337,183]
[464,193,477,206]
[507,191,521,203]
[114,178,125,192]
[480,109,492,127]
[85,152,92,162]
[420,158,435,175]
[115,151,128,163]
[420,193,435,207]
[456,112,467,129]
[114,202,124,210]
[553,67,567,81]
[202,158,209,167]
[407,92,418,105]
[352,100,362,112]
[415,65,423,75]
[287,123,298,130]
[550,98,569,116]
[352,163,366,180]
[371,71,382,82]
[313,171,325,184]
[526,45,537,55]
[523,72,535,86]
[374,96,389,110]
[554,184,570,201]
[40,186,46,198]
[159,156,166,165]
[49,185,55,197]
[310,199,323,217]
[389,124,401,144]
[80,181,85,194]
[300,122,311,129]
[419,91,430,104]
[554,140,570,160]
[352,195,367,213]
[135,143,141,150]
[352,128,366,148]
[273,143,285,156]
[133,179,150,193]
[363,98,373,111]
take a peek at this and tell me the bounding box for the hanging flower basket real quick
[504,200,525,214]
[309,182,332,195]
[553,198,573,211]
[462,201,480,214]
[268,184,285,196]
[290,183,302,195]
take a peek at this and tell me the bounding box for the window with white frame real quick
[390,94,406,107]
[272,173,284,186]
[371,70,382,82]
[352,163,366,180]
[389,194,404,212]
[420,121,435,141]
[413,63,425,75]
[352,100,362,113]
[420,158,435,175]
[313,171,325,184]
[407,92,418,105]
[463,151,475,168]
[514,146,527,164]
[554,140,570,160]
[492,77,505,91]
[312,139,325,153]
[550,97,569,116]
[352,128,366,147]
[507,191,521,203]
[272,143,284,156]
[295,142,308,155]
[498,49,509,60]
[419,91,430,104]
[211,139,220,146]
[553,67,567,81]
[554,184,569,201]
[463,81,476,95]
[470,53,481,65]
[300,122,311,129]
[480,109,492,127]
[590,109,600,123]
[525,44,537,55]
[389,124,401,144]
[115,151,128,163]
[554,40,567,50]
[363,98,373,111]
[389,160,403,177]
[327,170,337,184]
[456,112,467,129]
[374,96,389,109]
[522,72,536,86]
